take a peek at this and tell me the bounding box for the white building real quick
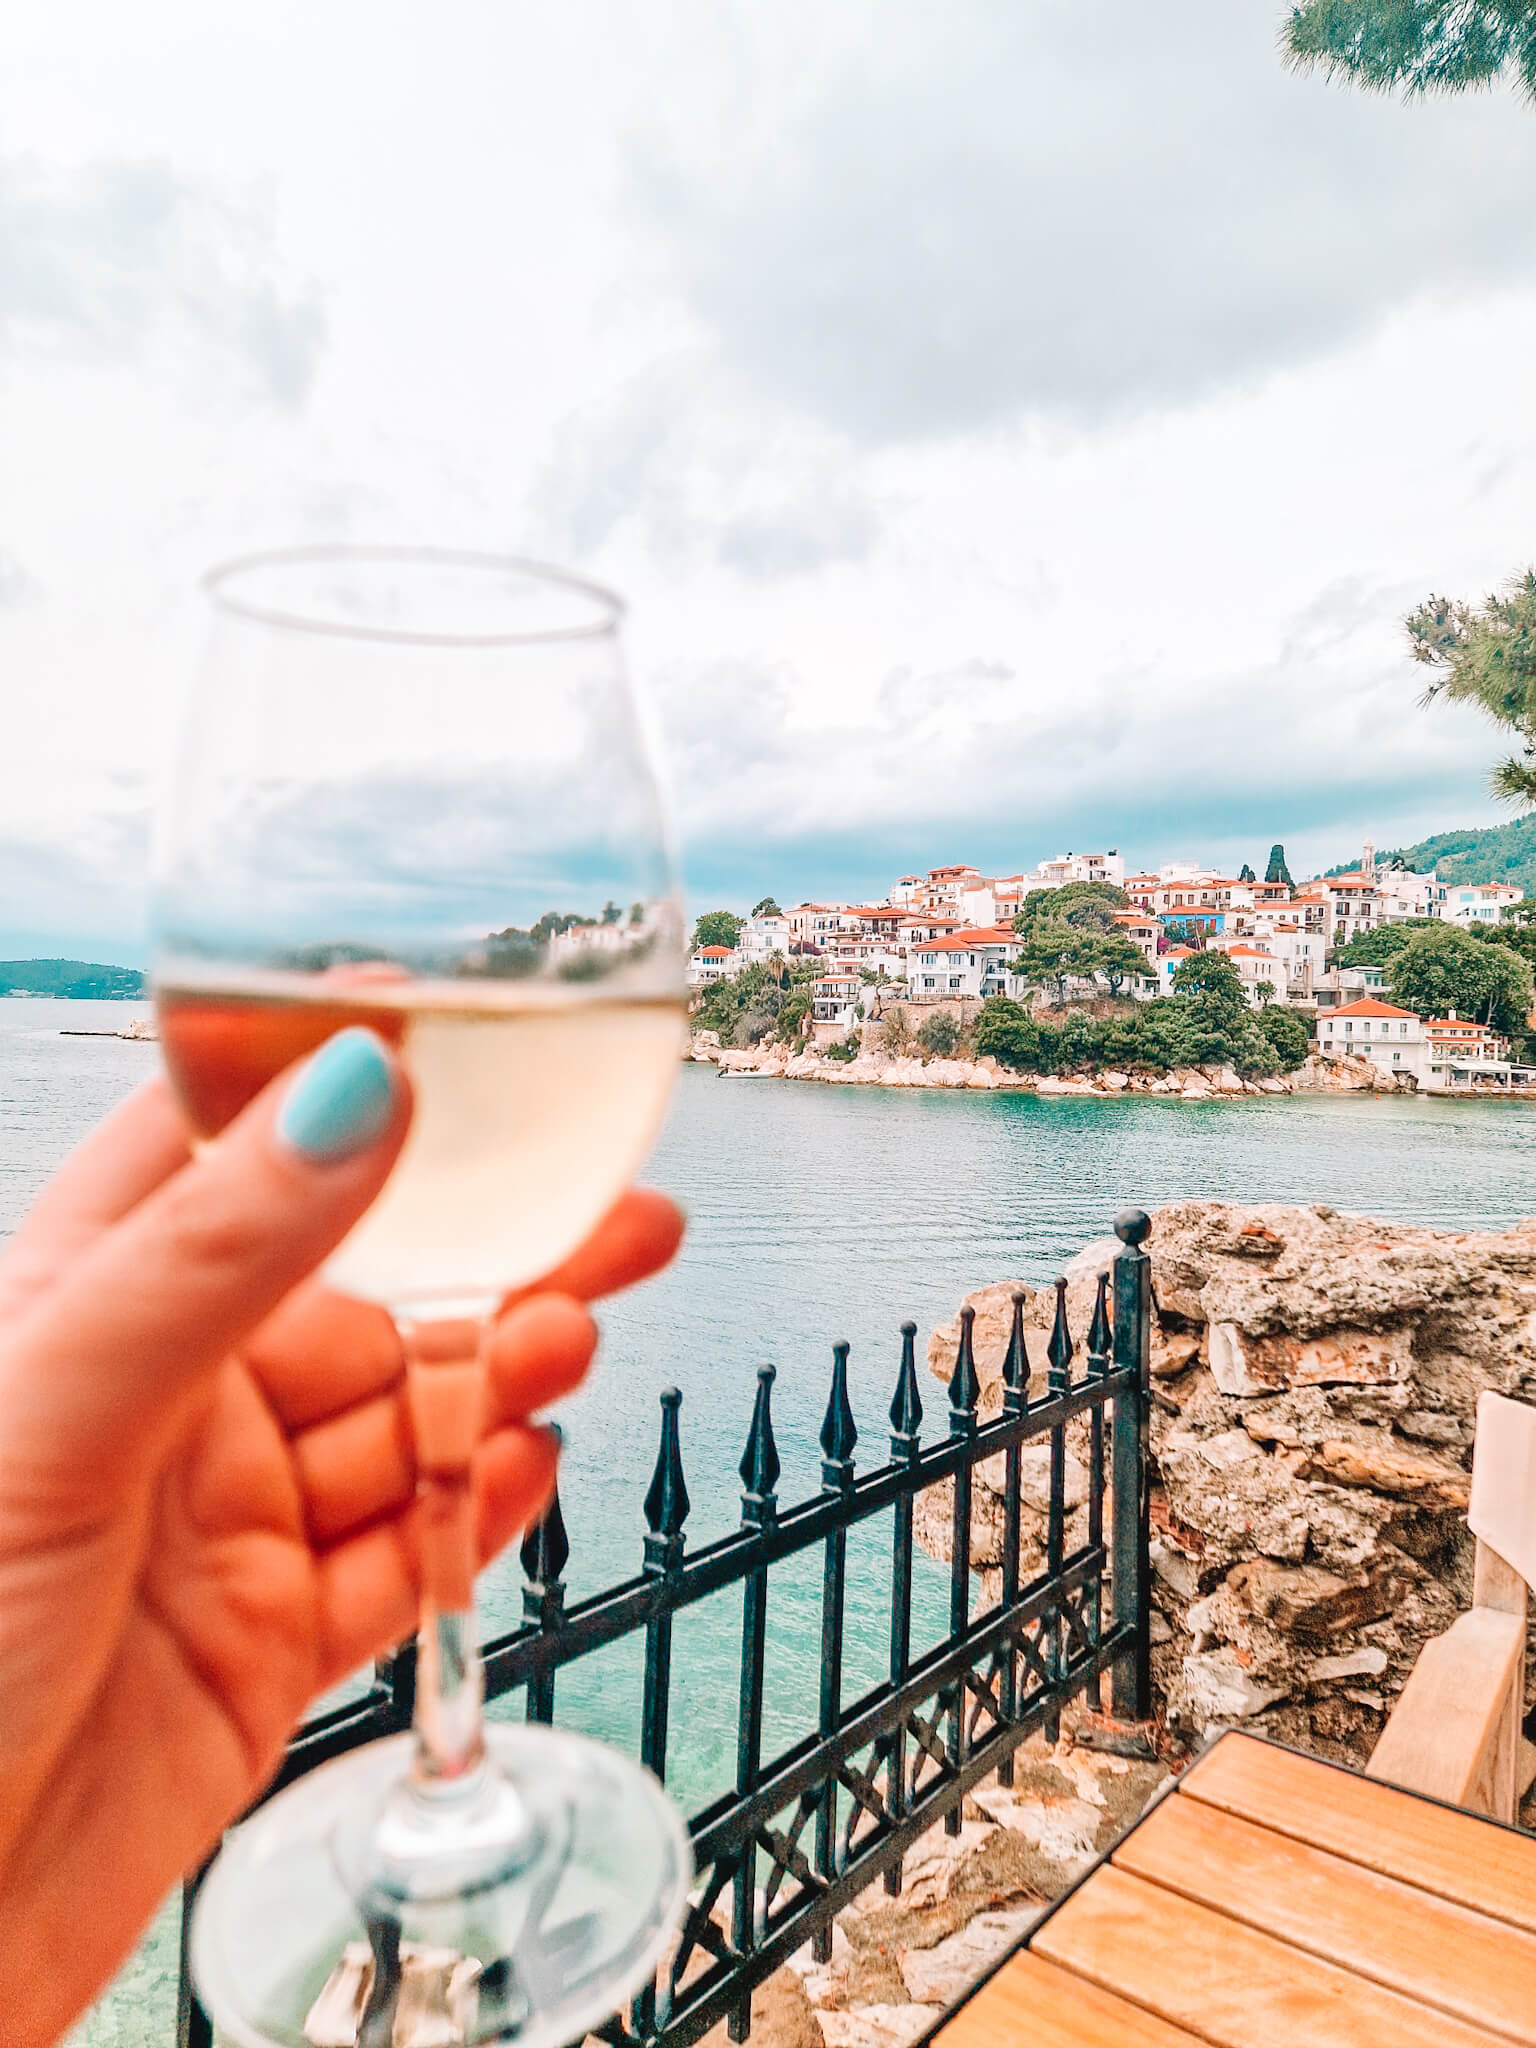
[687,944,738,987]
[1444,882,1525,926]
[1311,963,1388,1012]
[1375,868,1446,922]
[1213,942,1288,1006]
[1315,998,1424,1080]
[1023,851,1126,892]
[1294,874,1381,946]
[907,927,1023,1002]
[547,920,636,972]
[811,971,862,1028]
[737,912,793,963]
[786,904,854,951]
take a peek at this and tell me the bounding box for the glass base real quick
[191,1724,693,2048]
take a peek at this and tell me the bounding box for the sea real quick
[7,993,1536,2041]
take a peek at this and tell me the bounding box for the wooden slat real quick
[1367,1609,1526,1821]
[1181,1734,1536,1933]
[1034,1865,1509,2048]
[1114,1789,1536,2042]
[933,1951,1205,2048]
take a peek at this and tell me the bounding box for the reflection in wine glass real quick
[152,549,691,2048]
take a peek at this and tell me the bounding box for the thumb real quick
[0,1028,412,1495]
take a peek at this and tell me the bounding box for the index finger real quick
[500,1187,684,1310]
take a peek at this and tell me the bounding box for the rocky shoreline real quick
[688,1032,1427,1097]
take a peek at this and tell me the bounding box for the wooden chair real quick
[1366,1389,1536,1821]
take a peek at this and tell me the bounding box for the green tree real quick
[1406,570,1536,805]
[1330,920,1437,967]
[1265,844,1293,887]
[771,988,812,1044]
[1386,924,1535,1031]
[692,909,745,952]
[1013,880,1129,934]
[1020,923,1148,1005]
[1282,2,1536,106]
[1171,950,1250,1036]
[916,1010,964,1058]
[751,896,783,918]
[1258,1004,1312,1071]
[1126,999,1204,1073]
[1238,863,1257,884]
[1055,1009,1108,1071]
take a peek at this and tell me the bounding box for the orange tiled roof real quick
[1329,999,1419,1019]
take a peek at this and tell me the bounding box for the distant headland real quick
[1,959,147,1000]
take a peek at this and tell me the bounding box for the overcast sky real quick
[5,1,1536,958]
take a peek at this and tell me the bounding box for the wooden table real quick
[929,1731,1536,2047]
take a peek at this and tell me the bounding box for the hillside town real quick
[686,845,1536,1094]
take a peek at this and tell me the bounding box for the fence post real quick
[733,1364,780,2043]
[813,1344,857,1961]
[944,1307,979,1835]
[520,1446,569,1725]
[1110,1208,1153,1723]
[637,1388,690,2037]
[996,1292,1030,1788]
[176,1872,214,2048]
[884,1323,922,1896]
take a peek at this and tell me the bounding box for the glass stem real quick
[398,1319,490,1789]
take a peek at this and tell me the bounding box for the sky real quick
[4,2,1536,959]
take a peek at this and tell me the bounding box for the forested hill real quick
[0,958,146,998]
[1333,816,1536,894]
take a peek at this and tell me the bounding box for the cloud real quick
[534,358,880,577]
[0,156,325,407]
[0,820,149,961]
[632,2,1536,441]
[0,550,35,608]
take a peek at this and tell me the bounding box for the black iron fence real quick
[180,1211,1153,2048]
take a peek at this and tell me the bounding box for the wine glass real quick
[150,548,692,2048]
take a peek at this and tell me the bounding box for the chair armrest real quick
[1365,1608,1525,1822]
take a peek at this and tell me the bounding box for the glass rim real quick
[201,545,625,649]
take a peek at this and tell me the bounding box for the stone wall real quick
[923,1201,1536,1782]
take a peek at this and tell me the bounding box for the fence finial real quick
[740,1363,781,1522]
[645,1387,691,1546]
[1048,1278,1074,1393]
[890,1321,923,1456]
[1002,1290,1030,1414]
[1088,1272,1111,1376]
[821,1341,858,1488]
[1114,1207,1152,1247]
[948,1304,980,1426]
[520,1423,570,1588]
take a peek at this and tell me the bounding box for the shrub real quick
[1257,1004,1311,1071]
[771,990,812,1044]
[879,1010,917,1055]
[973,996,1041,1070]
[822,1033,861,1063]
[916,1011,964,1059]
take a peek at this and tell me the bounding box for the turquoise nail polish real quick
[277,1028,397,1163]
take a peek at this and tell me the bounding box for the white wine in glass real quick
[152,549,692,2048]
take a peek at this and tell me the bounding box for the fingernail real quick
[277,1028,397,1163]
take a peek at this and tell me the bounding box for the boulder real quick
[897,1905,1043,2006]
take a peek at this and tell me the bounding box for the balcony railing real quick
[178,1211,1154,2048]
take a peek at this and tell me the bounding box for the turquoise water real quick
[8,1000,1536,2039]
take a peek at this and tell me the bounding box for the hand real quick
[0,1048,683,2048]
